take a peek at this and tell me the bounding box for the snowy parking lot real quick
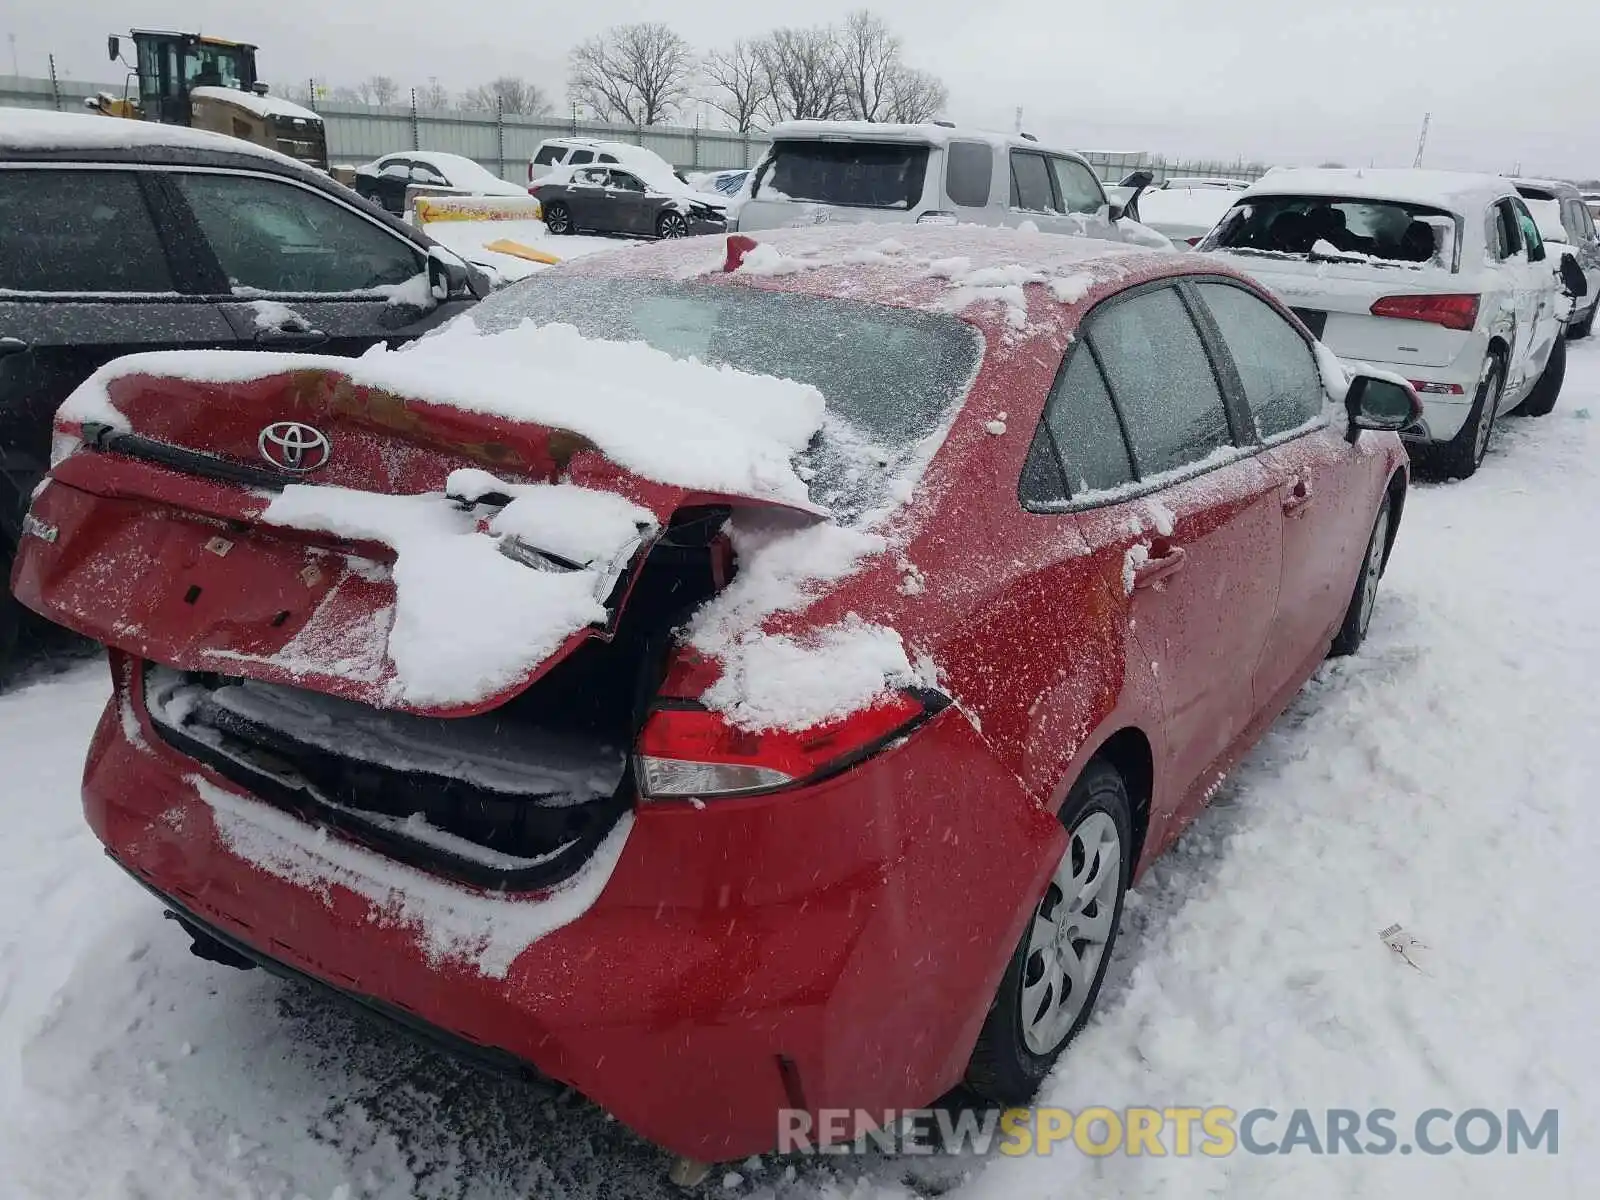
[3,340,1599,1200]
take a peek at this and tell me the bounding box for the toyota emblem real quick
[258,421,332,473]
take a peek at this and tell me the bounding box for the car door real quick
[0,164,238,554]
[1559,197,1600,319]
[1048,155,1119,240]
[1007,149,1068,233]
[1039,283,1283,822]
[563,166,609,229]
[158,168,473,358]
[1510,197,1563,391]
[604,169,652,235]
[1189,277,1374,708]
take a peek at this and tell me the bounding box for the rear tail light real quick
[527,162,535,182]
[526,183,542,197]
[1185,236,1203,247]
[1407,380,1464,395]
[51,419,83,468]
[635,691,939,800]
[1370,293,1480,331]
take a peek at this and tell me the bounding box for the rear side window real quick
[1049,157,1105,215]
[1197,282,1323,439]
[1089,287,1233,477]
[1009,151,1056,212]
[945,141,994,208]
[173,172,423,295]
[532,145,564,166]
[755,140,931,210]
[599,153,619,164]
[1022,349,1135,504]
[568,150,594,165]
[0,169,173,293]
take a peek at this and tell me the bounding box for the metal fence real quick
[1,73,1266,185]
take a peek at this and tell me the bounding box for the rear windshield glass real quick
[1206,194,1460,270]
[467,277,982,517]
[753,140,930,210]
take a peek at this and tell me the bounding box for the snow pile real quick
[59,320,829,506]
[703,616,924,731]
[193,775,633,978]
[260,480,650,707]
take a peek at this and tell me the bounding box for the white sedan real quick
[354,151,527,215]
[1196,168,1587,478]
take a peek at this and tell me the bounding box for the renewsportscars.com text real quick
[778,1106,1559,1157]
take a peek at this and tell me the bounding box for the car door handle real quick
[1132,545,1186,589]
[0,336,29,358]
[254,328,328,348]
[1282,479,1314,517]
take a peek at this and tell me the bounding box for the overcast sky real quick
[7,0,1597,177]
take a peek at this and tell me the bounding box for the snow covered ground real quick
[5,342,1600,1198]
[420,219,622,283]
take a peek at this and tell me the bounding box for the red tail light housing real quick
[526,183,542,197]
[635,691,940,800]
[1370,293,1480,331]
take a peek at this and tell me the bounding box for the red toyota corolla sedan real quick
[10,224,1418,1170]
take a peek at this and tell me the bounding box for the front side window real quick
[609,171,645,192]
[1009,151,1056,212]
[754,140,931,210]
[174,172,423,295]
[945,141,994,208]
[1513,199,1545,260]
[1088,287,1233,477]
[0,169,172,293]
[1197,282,1323,439]
[1049,157,1106,216]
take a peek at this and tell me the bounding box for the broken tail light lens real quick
[635,691,939,800]
[1370,293,1480,331]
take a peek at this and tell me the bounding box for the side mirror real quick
[426,245,468,302]
[252,81,270,96]
[1107,203,1125,221]
[1528,239,1546,264]
[1344,374,1422,444]
[83,95,101,111]
[107,35,120,62]
[1559,252,1588,298]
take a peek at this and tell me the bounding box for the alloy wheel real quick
[1358,505,1390,638]
[1019,810,1122,1055]
[659,213,688,239]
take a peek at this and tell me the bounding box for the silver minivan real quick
[734,120,1168,248]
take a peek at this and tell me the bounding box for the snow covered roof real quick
[1244,168,1515,215]
[399,151,525,195]
[765,119,1083,159]
[0,105,299,166]
[189,86,320,122]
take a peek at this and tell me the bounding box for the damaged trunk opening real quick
[143,506,734,892]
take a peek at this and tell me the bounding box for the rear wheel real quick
[1512,334,1566,418]
[1435,351,1503,479]
[965,759,1132,1104]
[1569,305,1596,341]
[0,587,19,678]
[544,202,572,235]
[1330,493,1393,657]
[656,211,689,239]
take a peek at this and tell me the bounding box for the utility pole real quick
[1412,112,1430,168]
[1014,105,1023,134]
[7,33,18,77]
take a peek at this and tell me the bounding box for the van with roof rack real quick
[733,120,1170,249]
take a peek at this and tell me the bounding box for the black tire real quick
[0,588,19,679]
[1434,351,1504,479]
[656,210,689,239]
[1566,304,1595,340]
[1512,334,1566,418]
[965,759,1132,1105]
[1330,492,1394,657]
[544,202,573,235]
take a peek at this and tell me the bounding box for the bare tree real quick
[568,23,693,125]
[838,10,899,121]
[463,76,550,115]
[418,77,449,110]
[884,65,947,124]
[359,75,399,106]
[330,85,363,104]
[756,27,846,123]
[702,40,768,132]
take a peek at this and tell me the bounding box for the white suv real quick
[733,120,1169,248]
[528,138,683,185]
[1196,168,1587,478]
